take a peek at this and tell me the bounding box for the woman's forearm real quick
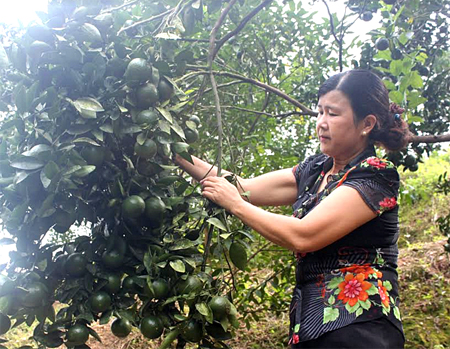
[174,154,233,182]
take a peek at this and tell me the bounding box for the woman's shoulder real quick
[293,153,329,182]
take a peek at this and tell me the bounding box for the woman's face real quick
[316,90,368,161]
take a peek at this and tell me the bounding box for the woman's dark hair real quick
[318,69,410,151]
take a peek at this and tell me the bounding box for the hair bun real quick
[389,102,405,115]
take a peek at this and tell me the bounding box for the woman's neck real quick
[329,145,369,174]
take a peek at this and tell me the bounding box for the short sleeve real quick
[292,154,326,186]
[342,159,399,215]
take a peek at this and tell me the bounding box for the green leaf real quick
[74,97,104,112]
[169,239,196,251]
[345,301,360,314]
[137,133,146,145]
[366,284,378,296]
[389,60,403,76]
[388,90,403,105]
[99,123,113,133]
[355,307,363,317]
[67,124,92,135]
[407,115,424,124]
[382,79,396,91]
[207,217,227,231]
[121,124,142,134]
[195,302,213,323]
[328,295,335,305]
[409,71,423,88]
[72,166,96,177]
[393,306,401,320]
[13,84,27,114]
[359,299,371,310]
[88,327,102,343]
[327,276,344,289]
[14,171,31,185]
[158,120,171,134]
[169,259,185,273]
[383,280,392,291]
[22,144,52,158]
[170,123,185,139]
[156,107,173,123]
[10,157,44,170]
[73,137,100,147]
[323,307,339,324]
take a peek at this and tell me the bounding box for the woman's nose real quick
[316,114,328,130]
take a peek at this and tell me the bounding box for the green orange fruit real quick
[66,323,89,346]
[81,146,105,166]
[136,83,159,109]
[103,273,122,294]
[65,253,88,277]
[177,275,203,295]
[90,291,111,313]
[111,318,132,338]
[140,315,164,339]
[122,195,146,218]
[135,109,159,126]
[144,197,166,219]
[189,115,201,126]
[102,249,125,269]
[208,296,231,320]
[158,79,174,101]
[22,282,48,308]
[125,58,152,83]
[134,139,157,159]
[182,319,203,342]
[184,128,199,144]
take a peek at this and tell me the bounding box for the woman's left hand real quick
[200,176,243,212]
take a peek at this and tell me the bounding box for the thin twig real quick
[117,8,173,35]
[201,105,310,118]
[102,0,139,13]
[209,73,224,176]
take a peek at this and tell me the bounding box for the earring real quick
[362,131,367,136]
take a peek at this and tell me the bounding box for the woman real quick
[176,69,409,348]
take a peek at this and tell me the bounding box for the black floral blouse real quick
[289,146,403,345]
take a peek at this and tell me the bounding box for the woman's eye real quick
[329,113,338,117]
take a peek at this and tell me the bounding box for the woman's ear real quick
[363,114,377,133]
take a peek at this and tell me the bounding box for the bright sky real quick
[0,0,48,25]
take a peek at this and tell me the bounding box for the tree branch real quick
[213,0,275,60]
[213,71,317,115]
[409,133,450,144]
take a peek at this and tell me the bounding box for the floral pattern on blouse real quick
[321,253,401,325]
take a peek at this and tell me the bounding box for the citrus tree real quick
[0,1,247,348]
